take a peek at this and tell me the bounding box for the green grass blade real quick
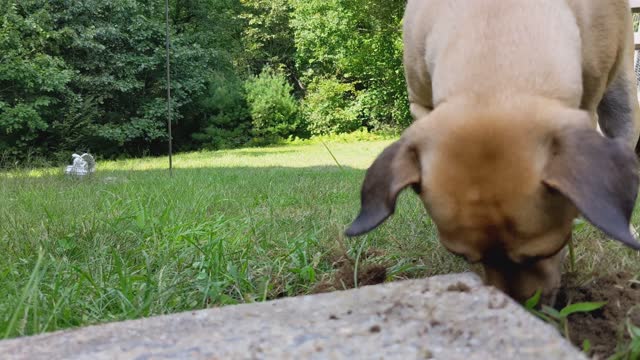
[3,249,45,339]
[559,301,607,317]
[542,305,562,319]
[524,289,541,310]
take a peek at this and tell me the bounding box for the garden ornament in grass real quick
[64,153,96,177]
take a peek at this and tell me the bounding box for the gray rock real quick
[0,273,585,360]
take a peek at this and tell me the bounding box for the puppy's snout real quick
[481,249,565,303]
[539,287,561,308]
[483,266,560,303]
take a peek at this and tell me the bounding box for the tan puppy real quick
[346,0,640,302]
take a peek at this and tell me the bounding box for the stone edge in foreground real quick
[0,273,586,360]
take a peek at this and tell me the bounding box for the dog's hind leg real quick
[406,71,433,121]
[597,56,640,151]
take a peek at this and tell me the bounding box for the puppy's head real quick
[346,97,640,301]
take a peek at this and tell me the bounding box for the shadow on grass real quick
[218,149,300,157]
[76,164,365,182]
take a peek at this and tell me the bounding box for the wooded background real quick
[0,0,409,162]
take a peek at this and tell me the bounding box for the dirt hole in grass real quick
[557,272,640,358]
[311,249,388,293]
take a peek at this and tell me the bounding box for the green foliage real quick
[290,0,410,130]
[0,0,414,162]
[245,67,299,139]
[289,0,352,76]
[610,307,640,360]
[49,0,217,157]
[302,77,361,135]
[0,0,247,161]
[525,289,607,351]
[238,0,295,74]
[0,2,72,157]
[524,288,542,310]
[286,127,398,145]
[191,71,251,149]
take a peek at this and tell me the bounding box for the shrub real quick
[301,77,362,135]
[192,72,252,149]
[244,67,299,139]
[286,127,398,145]
[358,87,411,131]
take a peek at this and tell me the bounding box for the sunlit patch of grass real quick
[2,139,448,339]
[2,138,639,343]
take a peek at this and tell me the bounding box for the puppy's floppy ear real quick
[543,127,640,249]
[345,139,421,237]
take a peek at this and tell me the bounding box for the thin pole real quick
[165,0,173,176]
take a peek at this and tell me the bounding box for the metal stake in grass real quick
[164,0,173,177]
[320,141,343,171]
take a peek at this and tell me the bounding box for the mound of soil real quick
[311,250,387,294]
[311,247,638,359]
[557,272,640,358]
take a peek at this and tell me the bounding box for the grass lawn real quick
[1,140,640,347]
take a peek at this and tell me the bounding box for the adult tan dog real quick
[345,0,640,302]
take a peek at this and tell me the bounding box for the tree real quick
[290,0,410,132]
[47,0,211,157]
[0,1,72,157]
[0,0,413,163]
[238,0,295,76]
[245,67,299,139]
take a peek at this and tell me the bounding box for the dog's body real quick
[404,0,640,146]
[347,0,640,301]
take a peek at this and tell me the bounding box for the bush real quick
[192,72,251,149]
[286,127,398,145]
[358,87,411,131]
[301,77,362,135]
[244,67,299,139]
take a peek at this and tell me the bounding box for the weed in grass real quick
[568,218,589,273]
[610,307,640,360]
[525,289,606,347]
[3,248,45,339]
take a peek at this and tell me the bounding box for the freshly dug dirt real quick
[311,247,639,359]
[557,272,640,358]
[311,250,388,293]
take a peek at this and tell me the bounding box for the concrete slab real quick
[0,273,586,360]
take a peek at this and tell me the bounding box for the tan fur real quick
[400,0,640,301]
[347,0,640,302]
[409,97,584,300]
[403,0,640,146]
